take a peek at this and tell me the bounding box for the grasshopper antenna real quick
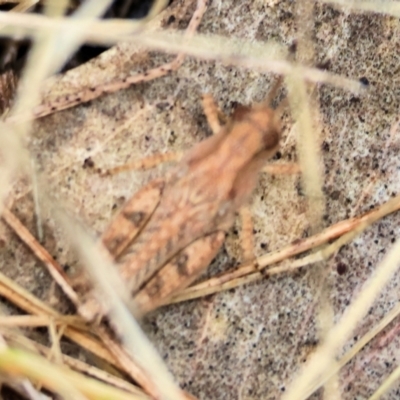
[262,76,288,121]
[264,76,283,107]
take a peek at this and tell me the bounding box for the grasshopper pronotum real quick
[78,84,284,321]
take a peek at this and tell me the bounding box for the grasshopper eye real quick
[250,107,281,151]
[263,124,280,151]
[231,104,252,121]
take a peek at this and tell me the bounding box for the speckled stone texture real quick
[2,0,400,399]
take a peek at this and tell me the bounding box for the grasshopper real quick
[78,85,283,321]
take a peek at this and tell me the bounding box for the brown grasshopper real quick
[78,84,283,320]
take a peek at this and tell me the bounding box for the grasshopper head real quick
[231,104,281,152]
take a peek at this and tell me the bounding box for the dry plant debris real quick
[0,0,400,399]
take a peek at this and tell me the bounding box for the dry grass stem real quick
[2,207,79,304]
[282,236,400,400]
[8,335,144,396]
[0,347,148,400]
[169,194,400,304]
[319,0,400,17]
[0,269,124,368]
[59,212,187,400]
